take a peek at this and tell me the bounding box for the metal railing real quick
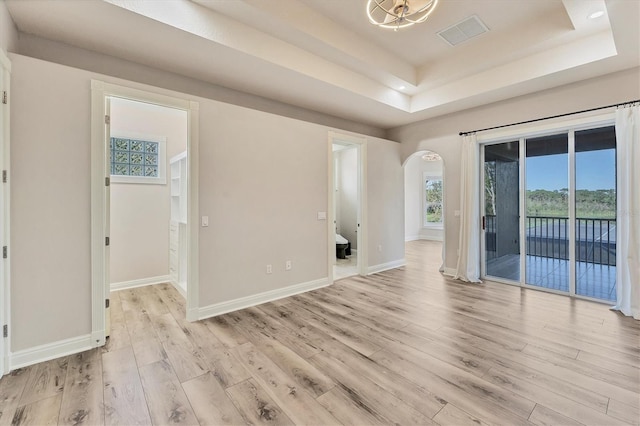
[485,215,616,266]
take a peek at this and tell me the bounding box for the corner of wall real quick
[0,2,18,53]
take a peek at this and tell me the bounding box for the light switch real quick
[317,212,327,220]
[454,210,461,217]
[201,216,209,227]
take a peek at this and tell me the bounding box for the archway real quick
[403,150,446,271]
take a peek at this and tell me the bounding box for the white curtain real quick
[612,105,640,319]
[454,134,482,283]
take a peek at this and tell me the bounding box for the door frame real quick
[90,80,200,347]
[328,131,367,280]
[478,113,615,302]
[0,49,11,375]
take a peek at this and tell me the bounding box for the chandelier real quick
[422,152,442,162]
[367,0,439,31]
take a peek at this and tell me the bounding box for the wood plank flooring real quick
[1,240,638,425]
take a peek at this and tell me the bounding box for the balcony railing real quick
[485,215,616,266]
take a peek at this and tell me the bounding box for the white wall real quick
[389,66,640,273]
[0,2,18,53]
[335,147,358,250]
[10,56,93,351]
[404,153,444,242]
[9,53,405,354]
[366,138,405,270]
[109,98,187,285]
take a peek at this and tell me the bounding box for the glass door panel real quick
[525,134,569,291]
[484,141,520,281]
[575,126,617,301]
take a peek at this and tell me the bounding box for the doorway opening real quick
[403,150,445,242]
[329,132,367,280]
[91,81,199,347]
[403,150,446,272]
[108,97,188,299]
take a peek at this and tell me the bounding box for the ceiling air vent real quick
[437,15,489,46]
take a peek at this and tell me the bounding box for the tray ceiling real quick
[5,0,639,128]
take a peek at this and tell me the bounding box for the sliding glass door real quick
[575,127,617,301]
[481,125,617,302]
[525,133,569,291]
[483,141,520,282]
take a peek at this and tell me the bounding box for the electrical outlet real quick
[377,244,382,252]
[266,264,272,274]
[285,260,292,271]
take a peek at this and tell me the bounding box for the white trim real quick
[0,49,11,376]
[367,258,406,275]
[186,101,200,322]
[405,235,420,242]
[197,278,330,320]
[110,275,171,291]
[10,334,93,370]
[91,80,200,346]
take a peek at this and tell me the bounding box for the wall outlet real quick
[377,244,382,252]
[285,260,292,271]
[266,264,272,274]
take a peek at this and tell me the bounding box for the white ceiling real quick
[5,0,640,129]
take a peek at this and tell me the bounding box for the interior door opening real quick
[105,96,189,336]
[329,133,366,280]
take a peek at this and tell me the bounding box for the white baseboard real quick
[10,334,93,370]
[197,277,330,320]
[405,235,420,242]
[367,258,406,275]
[111,275,171,291]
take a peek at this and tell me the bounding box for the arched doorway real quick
[403,150,446,270]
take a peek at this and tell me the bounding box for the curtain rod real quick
[458,99,640,136]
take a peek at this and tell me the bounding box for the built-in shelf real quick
[169,151,187,294]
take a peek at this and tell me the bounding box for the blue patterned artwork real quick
[110,137,159,177]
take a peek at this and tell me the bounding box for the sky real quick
[525,149,615,191]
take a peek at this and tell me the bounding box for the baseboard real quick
[405,235,420,242]
[367,258,406,275]
[197,277,330,320]
[110,275,171,291]
[10,334,93,370]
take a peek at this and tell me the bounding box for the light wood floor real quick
[1,240,638,425]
